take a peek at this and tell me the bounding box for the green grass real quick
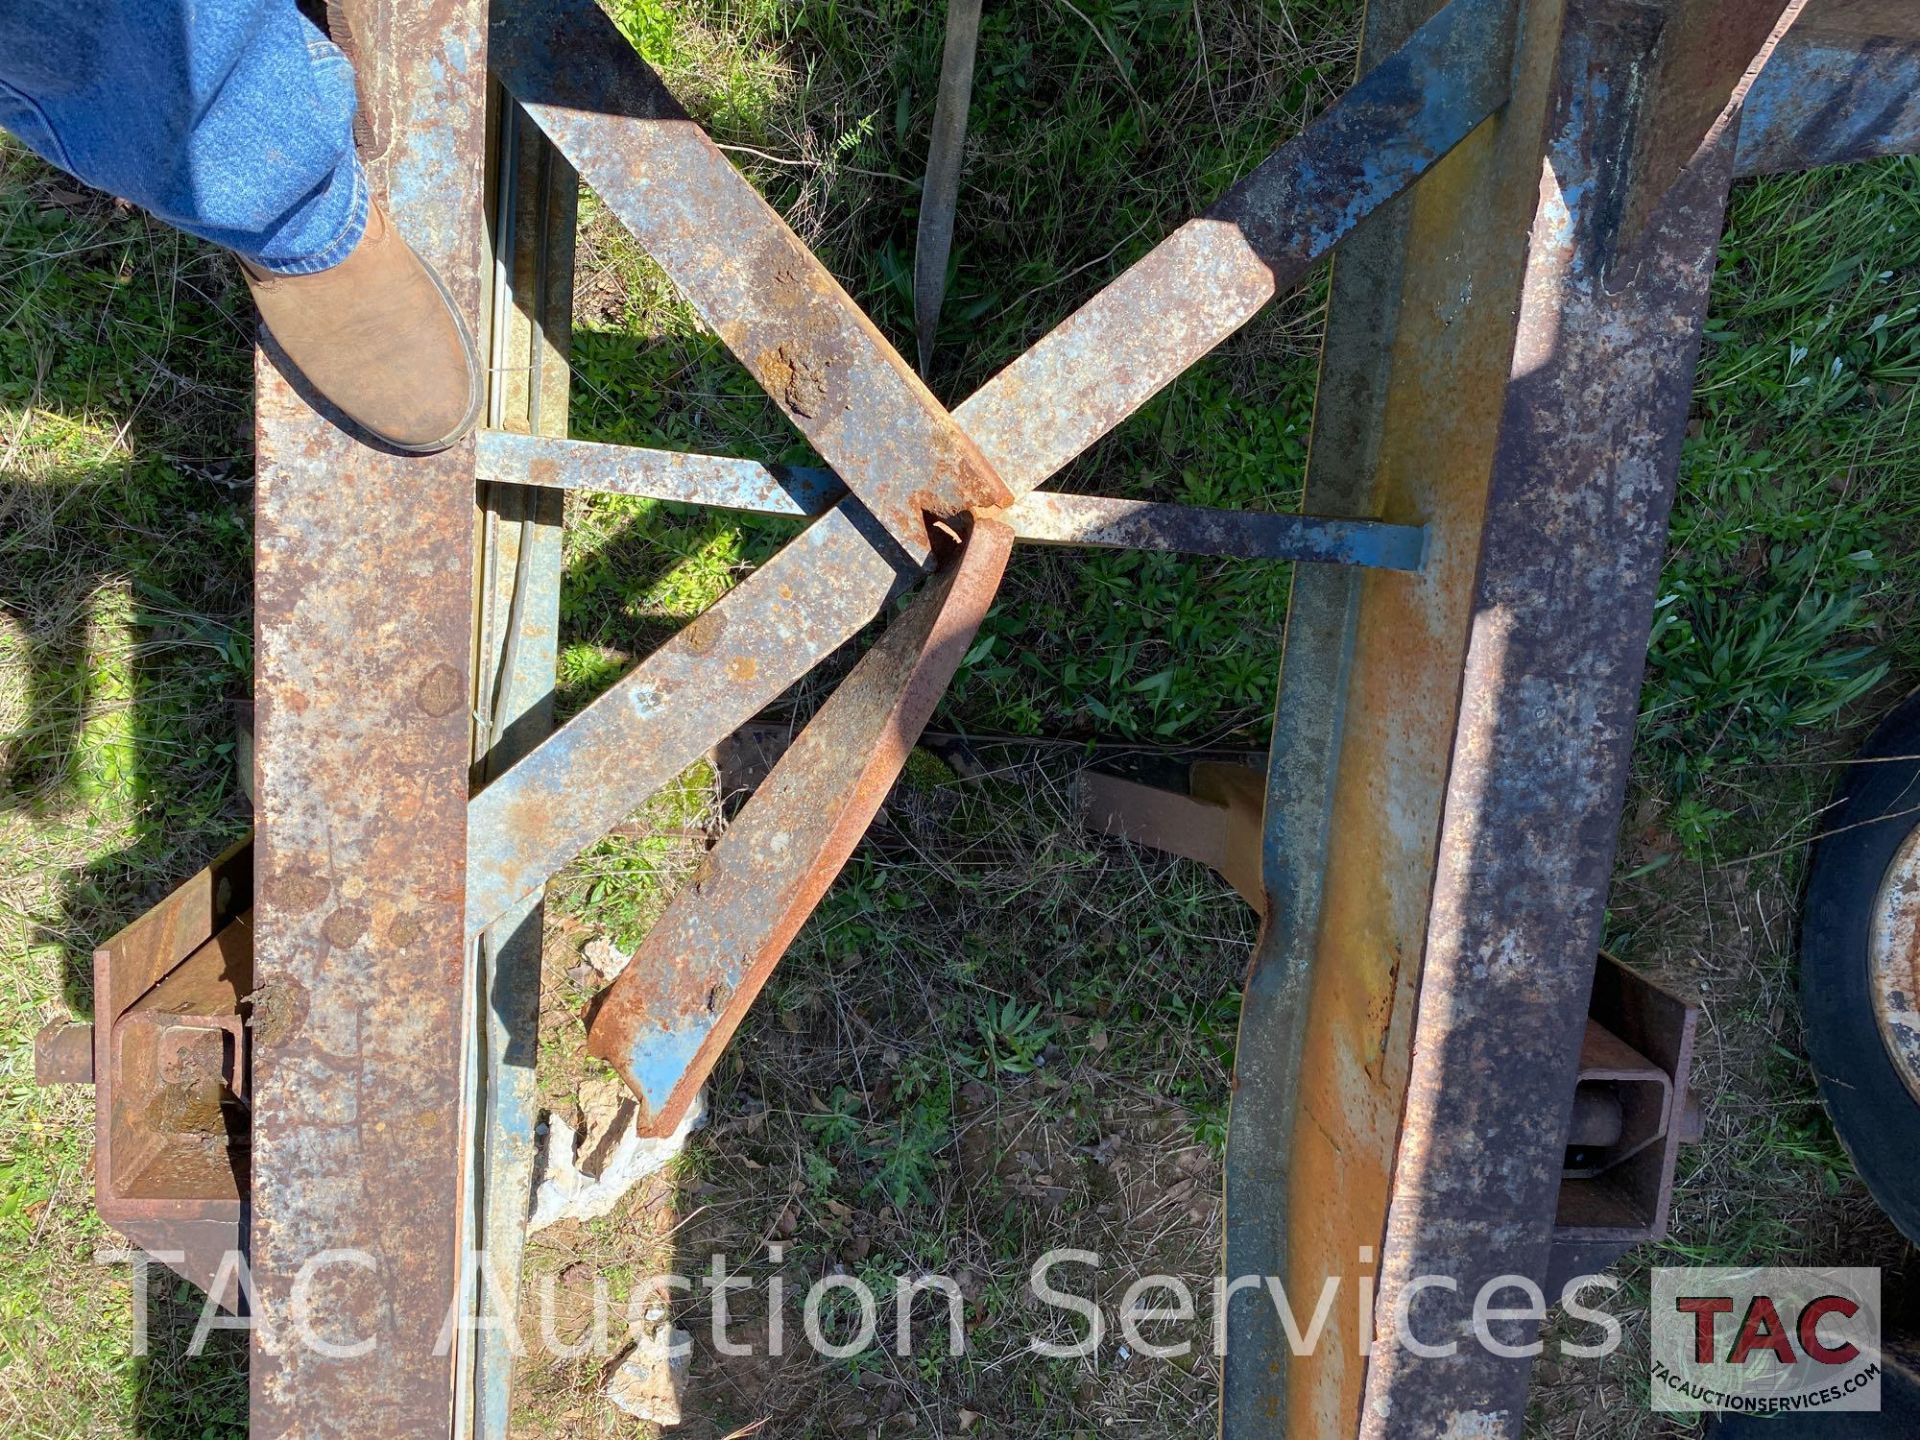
[1641,159,1920,824]
[1,146,253,1437]
[6,4,1920,1437]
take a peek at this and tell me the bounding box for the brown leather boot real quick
[241,200,481,452]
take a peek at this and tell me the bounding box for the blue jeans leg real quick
[0,0,369,274]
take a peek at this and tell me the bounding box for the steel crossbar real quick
[472,431,1431,567]
[584,517,1015,1134]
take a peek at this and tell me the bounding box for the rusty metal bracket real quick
[915,0,985,374]
[1080,762,1269,915]
[1549,955,1702,1291]
[82,838,254,1314]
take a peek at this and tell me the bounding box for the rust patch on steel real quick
[758,341,829,419]
[681,610,728,656]
[275,869,330,913]
[249,979,307,1050]
[416,660,466,716]
[584,519,1015,1135]
[321,906,370,950]
[385,911,424,950]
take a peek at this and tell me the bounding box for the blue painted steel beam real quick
[467,98,574,1440]
[1737,19,1920,175]
[473,431,1429,570]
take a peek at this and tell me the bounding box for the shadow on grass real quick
[2,147,254,1433]
[2,461,254,1439]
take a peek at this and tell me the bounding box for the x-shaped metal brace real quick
[475,0,1515,1129]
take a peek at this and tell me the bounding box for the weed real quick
[963,996,1057,1079]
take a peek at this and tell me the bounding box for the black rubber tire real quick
[1802,690,1920,1245]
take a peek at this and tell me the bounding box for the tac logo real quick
[1650,1267,1881,1414]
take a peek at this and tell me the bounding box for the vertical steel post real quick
[1362,2,1792,1430]
[1226,0,1799,1435]
[465,93,574,1440]
[249,0,489,1431]
[1225,0,1570,1430]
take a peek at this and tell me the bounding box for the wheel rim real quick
[1868,823,1920,1106]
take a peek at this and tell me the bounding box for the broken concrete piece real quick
[606,1324,691,1424]
[529,1087,705,1232]
[575,1074,639,1176]
[581,934,631,982]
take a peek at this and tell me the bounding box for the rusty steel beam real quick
[1609,0,1806,247]
[914,0,985,374]
[583,519,1013,1136]
[464,0,1509,936]
[249,0,488,1430]
[473,431,1428,568]
[477,430,844,518]
[1079,763,1269,915]
[1359,0,1756,1416]
[491,0,1011,561]
[1221,0,1573,1428]
[1218,0,1778,1433]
